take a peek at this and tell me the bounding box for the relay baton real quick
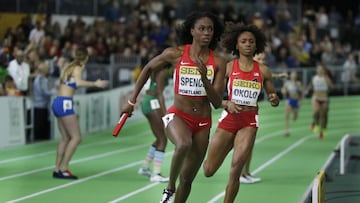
[112,113,129,137]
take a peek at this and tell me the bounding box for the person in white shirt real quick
[7,49,30,95]
[28,21,45,46]
[342,53,359,83]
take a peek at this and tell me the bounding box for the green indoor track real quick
[1,96,359,203]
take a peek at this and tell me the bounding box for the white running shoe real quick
[240,175,252,184]
[240,174,261,184]
[137,167,152,177]
[245,174,261,183]
[151,173,169,183]
[160,189,175,203]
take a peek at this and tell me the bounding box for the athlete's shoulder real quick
[258,62,271,79]
[257,61,268,69]
[162,46,184,57]
[226,58,236,66]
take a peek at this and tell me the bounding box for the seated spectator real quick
[3,75,22,96]
[0,81,4,96]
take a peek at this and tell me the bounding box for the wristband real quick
[127,100,136,106]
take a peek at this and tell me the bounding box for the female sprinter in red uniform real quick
[203,23,279,203]
[121,12,225,203]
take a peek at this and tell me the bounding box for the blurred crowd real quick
[0,0,359,97]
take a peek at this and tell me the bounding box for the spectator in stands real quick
[0,83,3,96]
[28,21,45,47]
[104,0,120,23]
[26,47,40,75]
[162,0,178,26]
[255,52,288,79]
[33,61,55,141]
[7,49,30,95]
[2,75,21,96]
[121,11,226,203]
[51,47,108,179]
[316,6,329,40]
[342,52,360,83]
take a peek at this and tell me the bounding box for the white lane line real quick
[0,109,353,164]
[205,123,358,203]
[105,128,292,202]
[108,183,160,203]
[6,162,142,203]
[6,151,173,203]
[101,120,356,202]
[0,117,289,182]
[206,135,314,203]
[0,151,55,164]
[0,143,148,181]
[4,112,357,202]
[0,132,147,164]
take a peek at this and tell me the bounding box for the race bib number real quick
[150,99,160,110]
[63,99,72,112]
[178,65,214,96]
[231,79,261,106]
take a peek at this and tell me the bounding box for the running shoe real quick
[240,174,261,184]
[150,173,169,183]
[323,129,328,137]
[160,189,175,203]
[137,167,152,177]
[313,125,320,133]
[240,175,252,184]
[53,169,78,180]
[245,174,261,183]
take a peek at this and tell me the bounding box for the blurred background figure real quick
[281,71,303,137]
[2,75,22,96]
[307,64,334,140]
[341,52,359,83]
[137,45,172,183]
[33,60,55,141]
[7,49,30,96]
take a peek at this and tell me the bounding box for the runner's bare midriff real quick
[173,94,211,117]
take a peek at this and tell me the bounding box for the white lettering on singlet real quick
[231,79,261,106]
[178,65,214,96]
